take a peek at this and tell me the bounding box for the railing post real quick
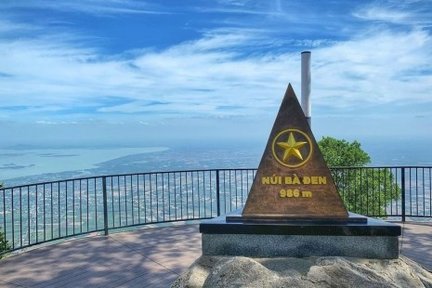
[102,176,109,236]
[216,170,221,216]
[401,168,406,222]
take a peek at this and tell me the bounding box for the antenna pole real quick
[301,51,311,126]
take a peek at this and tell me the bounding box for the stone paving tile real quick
[0,280,24,288]
[110,225,201,249]
[51,260,173,288]
[145,250,202,275]
[115,272,178,288]
[400,222,432,271]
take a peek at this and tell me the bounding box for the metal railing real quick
[1,166,431,252]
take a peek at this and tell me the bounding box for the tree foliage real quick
[319,137,370,167]
[0,182,10,257]
[318,137,401,216]
[0,229,9,257]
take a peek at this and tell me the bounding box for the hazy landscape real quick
[2,136,432,188]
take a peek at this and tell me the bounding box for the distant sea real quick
[1,138,431,188]
[0,144,262,187]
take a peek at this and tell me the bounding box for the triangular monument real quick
[241,83,348,220]
[200,83,401,260]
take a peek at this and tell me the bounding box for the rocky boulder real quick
[172,256,432,288]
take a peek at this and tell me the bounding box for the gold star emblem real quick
[276,132,307,162]
[271,128,312,168]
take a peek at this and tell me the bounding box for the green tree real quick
[0,229,9,258]
[318,137,370,167]
[318,137,401,216]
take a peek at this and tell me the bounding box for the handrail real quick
[1,166,432,253]
[0,168,256,190]
[4,166,432,190]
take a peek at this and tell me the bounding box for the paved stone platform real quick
[0,222,430,287]
[400,222,432,270]
[0,224,201,288]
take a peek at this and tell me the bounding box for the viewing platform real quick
[1,166,432,286]
[0,221,431,287]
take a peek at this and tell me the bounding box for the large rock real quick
[171,256,432,288]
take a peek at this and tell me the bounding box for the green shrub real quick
[0,182,10,257]
[0,228,10,258]
[318,136,401,216]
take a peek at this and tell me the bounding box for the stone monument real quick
[200,84,401,259]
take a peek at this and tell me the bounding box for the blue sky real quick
[1,0,432,150]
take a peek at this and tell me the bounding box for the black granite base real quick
[200,211,401,259]
[226,209,368,224]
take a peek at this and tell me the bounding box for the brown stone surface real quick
[242,84,348,220]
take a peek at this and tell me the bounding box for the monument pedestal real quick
[199,84,401,260]
[200,211,401,259]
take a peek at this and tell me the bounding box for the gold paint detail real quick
[277,132,307,161]
[272,129,313,168]
[261,175,327,185]
[279,189,313,198]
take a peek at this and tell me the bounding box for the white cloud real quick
[1,1,170,16]
[353,1,432,27]
[314,29,432,107]
[0,27,298,117]
[0,2,431,121]
[0,19,36,33]
[36,120,78,125]
[354,7,410,23]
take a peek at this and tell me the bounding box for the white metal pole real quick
[301,51,311,126]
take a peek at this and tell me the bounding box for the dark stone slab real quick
[201,212,401,236]
[200,212,401,259]
[227,209,367,224]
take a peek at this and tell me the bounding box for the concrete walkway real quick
[0,222,430,288]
